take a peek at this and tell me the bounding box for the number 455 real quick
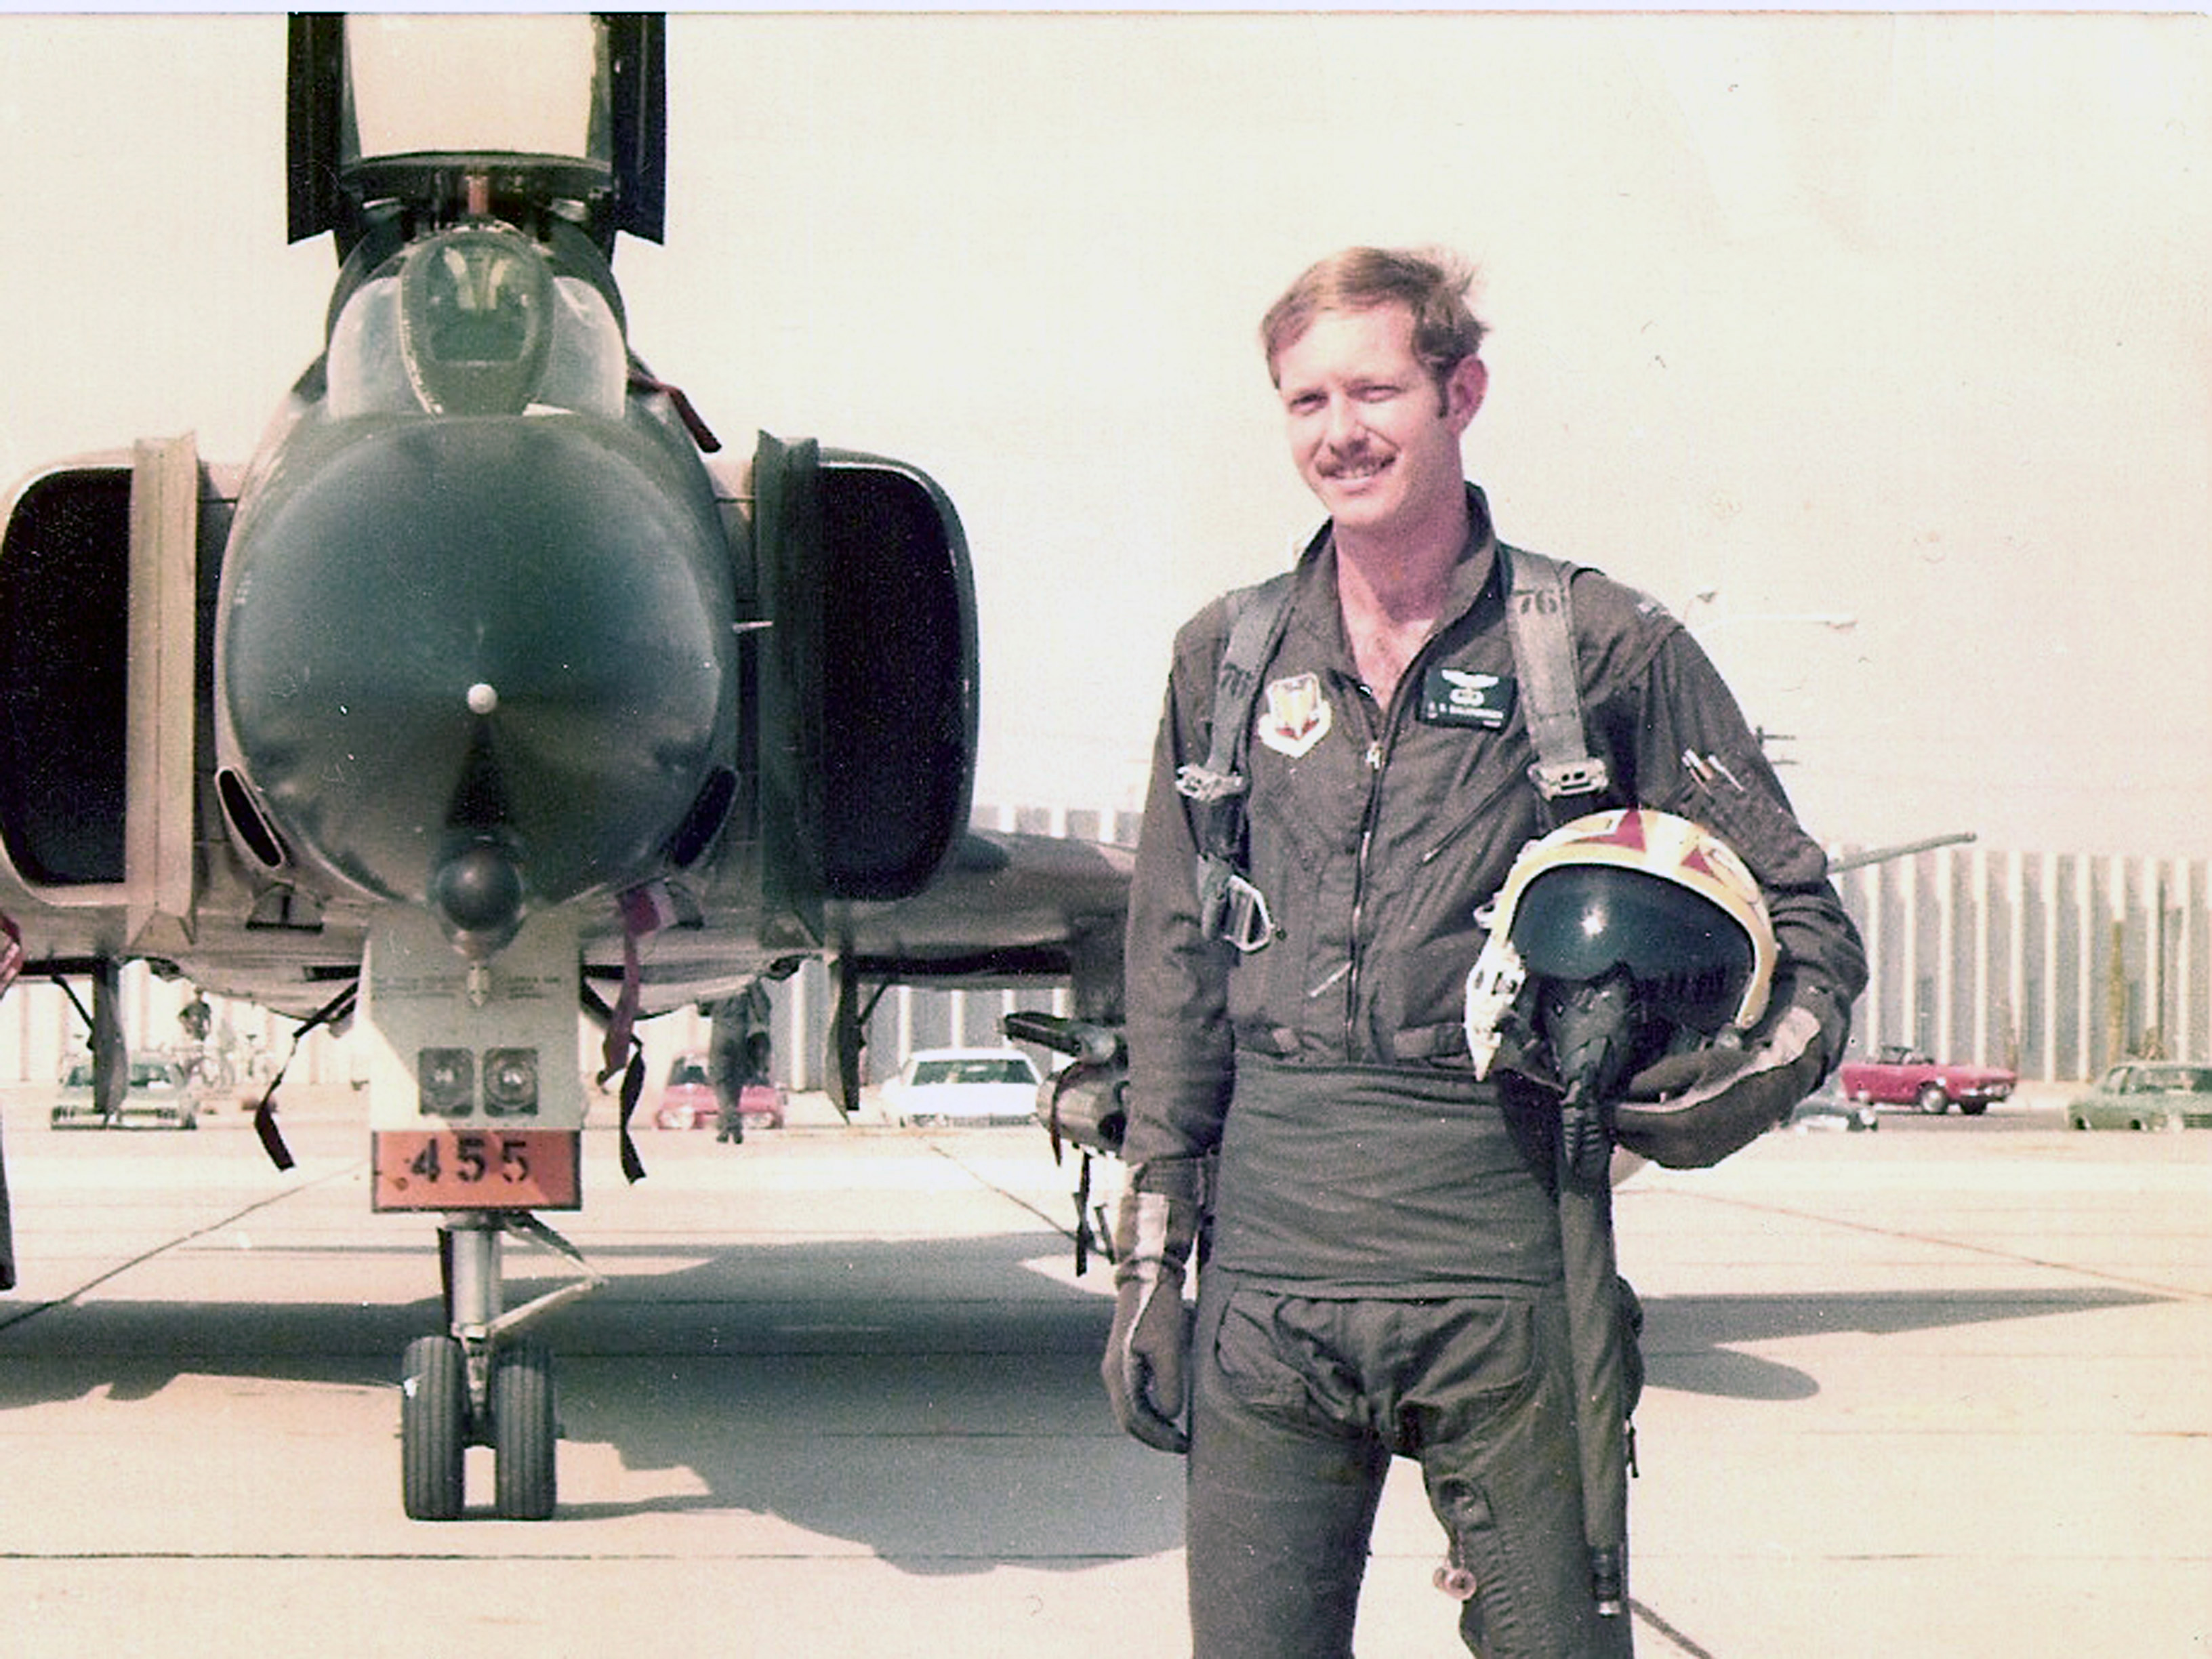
[409,1134,533,1185]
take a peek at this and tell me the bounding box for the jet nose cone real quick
[430,838,527,959]
[218,417,738,924]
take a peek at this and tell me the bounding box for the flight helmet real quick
[1465,808,1777,1101]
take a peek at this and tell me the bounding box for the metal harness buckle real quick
[1216,872,1276,954]
[1528,757,1612,801]
[1197,857,1277,954]
[1174,762,1246,804]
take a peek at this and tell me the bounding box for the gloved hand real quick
[1615,1002,1826,1168]
[1101,1158,1202,1453]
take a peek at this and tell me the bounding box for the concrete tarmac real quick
[0,1088,2204,1658]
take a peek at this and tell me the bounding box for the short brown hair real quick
[1261,247,1486,388]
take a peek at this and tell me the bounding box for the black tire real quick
[1916,1083,1950,1115]
[491,1339,558,1521]
[1960,1101,1989,1118]
[401,1334,468,1521]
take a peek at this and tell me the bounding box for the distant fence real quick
[1835,844,2208,1080]
[0,811,2199,1091]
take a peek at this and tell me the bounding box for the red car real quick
[652,1050,785,1130]
[1838,1046,2016,1116]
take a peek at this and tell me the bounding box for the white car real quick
[52,1054,200,1130]
[887,1047,1042,1127]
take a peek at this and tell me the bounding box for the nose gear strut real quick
[401,1210,607,1521]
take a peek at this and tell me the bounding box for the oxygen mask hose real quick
[1535,968,1638,1619]
[1538,971,1641,1186]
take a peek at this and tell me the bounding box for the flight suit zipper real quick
[1343,691,1388,1055]
[1343,655,1434,1058]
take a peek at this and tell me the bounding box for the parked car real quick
[52,1054,199,1130]
[652,1050,785,1131]
[1837,1046,2016,1115]
[2066,1063,2212,1132]
[886,1047,1042,1126]
[1788,1087,1879,1132]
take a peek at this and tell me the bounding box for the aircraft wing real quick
[575,825,1130,1114]
[826,828,1133,991]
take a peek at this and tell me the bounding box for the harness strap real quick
[1176,571,1296,949]
[1502,544,1611,819]
[1181,542,1609,946]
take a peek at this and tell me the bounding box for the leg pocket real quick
[1414,1301,1633,1658]
[1397,1296,1541,1447]
[1208,1285,1364,1427]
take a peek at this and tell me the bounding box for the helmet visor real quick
[1508,865,1757,1034]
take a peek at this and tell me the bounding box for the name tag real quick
[1420,665,1515,730]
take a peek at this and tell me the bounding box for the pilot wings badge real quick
[1420,665,1515,730]
[1257,672,1334,759]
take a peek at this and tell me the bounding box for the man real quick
[1107,247,1865,1658]
[710,985,773,1145]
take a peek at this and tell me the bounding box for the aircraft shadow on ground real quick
[1640,1286,2166,1402]
[0,1227,1185,1572]
[1,1222,2162,1561]
[536,1230,1186,1570]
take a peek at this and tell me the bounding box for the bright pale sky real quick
[1,13,2204,859]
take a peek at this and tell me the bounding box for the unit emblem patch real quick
[1256,672,1334,759]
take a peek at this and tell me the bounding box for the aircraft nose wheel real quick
[400,1334,468,1521]
[490,1339,558,1520]
[398,1333,560,1521]
[398,1213,599,1521]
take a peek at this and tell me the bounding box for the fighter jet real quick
[0,14,1130,1520]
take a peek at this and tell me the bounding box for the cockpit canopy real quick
[289,14,663,259]
[344,14,607,165]
[327,225,627,420]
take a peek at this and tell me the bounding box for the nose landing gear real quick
[365,911,602,1519]
[398,1210,605,1521]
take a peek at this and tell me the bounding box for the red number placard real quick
[371,1129,581,1212]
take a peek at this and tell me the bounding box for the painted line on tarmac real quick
[0,1159,362,1336]
[919,1138,1083,1244]
[1633,1597,1721,1658]
[1673,1189,2209,1304]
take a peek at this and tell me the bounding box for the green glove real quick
[1616,1002,1826,1168]
[1101,1158,1202,1453]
